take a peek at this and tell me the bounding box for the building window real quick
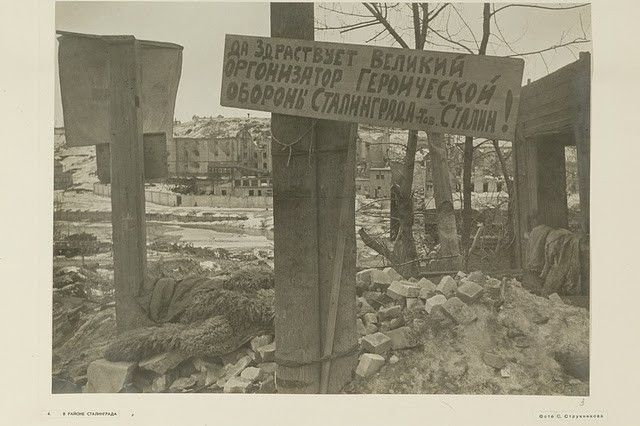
[263,152,267,159]
[483,182,489,193]
[242,180,249,187]
[221,189,227,195]
[234,179,241,187]
[263,162,268,169]
[254,153,258,159]
[470,183,475,192]
[257,190,262,196]
[249,189,255,196]
[497,182,503,192]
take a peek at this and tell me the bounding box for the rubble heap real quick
[347,268,589,395]
[53,263,589,395]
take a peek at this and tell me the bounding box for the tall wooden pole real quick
[428,132,462,270]
[270,2,358,393]
[108,39,150,331]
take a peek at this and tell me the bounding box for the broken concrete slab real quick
[364,323,378,334]
[356,269,374,293]
[456,280,484,303]
[204,364,226,387]
[370,269,393,290]
[138,351,187,375]
[388,281,421,298]
[436,275,458,298]
[361,332,392,355]
[240,366,261,382]
[358,298,376,316]
[379,316,404,332]
[383,326,419,350]
[417,278,437,299]
[223,376,252,393]
[378,305,402,321]
[226,355,253,378]
[383,267,403,282]
[168,376,197,393]
[357,318,367,336]
[256,342,275,363]
[467,270,487,284]
[363,312,378,326]
[440,296,477,325]
[424,294,447,314]
[250,334,273,352]
[86,359,137,393]
[355,353,386,378]
[150,374,173,393]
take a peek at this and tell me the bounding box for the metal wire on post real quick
[271,120,318,167]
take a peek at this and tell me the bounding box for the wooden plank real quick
[520,93,576,120]
[270,2,321,394]
[108,39,152,331]
[574,52,590,236]
[521,60,581,95]
[318,123,358,393]
[522,115,574,138]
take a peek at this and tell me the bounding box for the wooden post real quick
[270,2,357,393]
[574,52,590,237]
[108,39,151,331]
[427,132,462,270]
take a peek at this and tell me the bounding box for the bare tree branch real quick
[428,27,475,54]
[412,3,422,49]
[362,2,410,48]
[428,3,450,21]
[451,4,480,50]
[490,3,590,18]
[505,38,590,57]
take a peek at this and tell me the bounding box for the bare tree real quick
[318,2,590,272]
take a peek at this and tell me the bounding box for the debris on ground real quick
[346,269,589,395]
[53,262,589,395]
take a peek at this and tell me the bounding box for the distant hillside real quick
[173,117,271,139]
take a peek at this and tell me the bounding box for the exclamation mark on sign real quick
[502,90,513,133]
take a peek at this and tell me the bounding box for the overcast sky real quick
[54,1,591,126]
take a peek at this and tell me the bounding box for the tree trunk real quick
[390,130,420,277]
[428,132,462,270]
[492,140,516,267]
[461,135,474,266]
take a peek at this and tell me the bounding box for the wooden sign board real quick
[57,31,182,147]
[221,34,524,140]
